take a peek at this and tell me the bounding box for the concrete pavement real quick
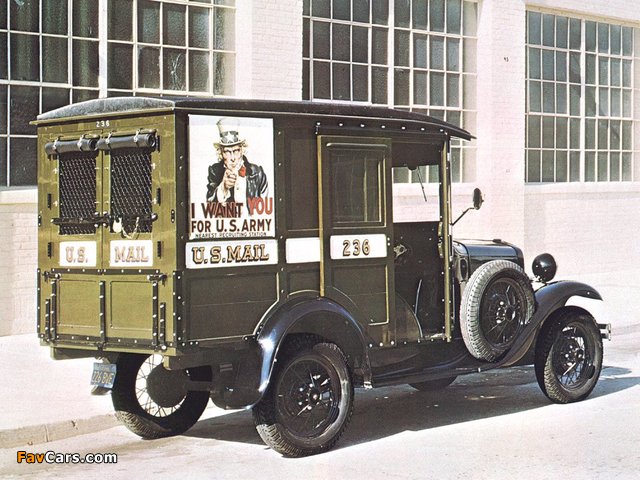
[0,270,637,450]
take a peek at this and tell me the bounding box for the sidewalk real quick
[0,334,118,449]
[0,272,637,450]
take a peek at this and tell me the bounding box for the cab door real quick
[318,136,395,343]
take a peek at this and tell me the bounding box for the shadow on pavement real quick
[185,364,638,451]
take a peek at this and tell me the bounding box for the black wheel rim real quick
[480,277,527,349]
[552,322,595,390]
[276,355,341,439]
[136,354,187,418]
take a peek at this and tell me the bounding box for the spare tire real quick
[460,260,535,361]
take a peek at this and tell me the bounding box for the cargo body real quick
[34,98,609,457]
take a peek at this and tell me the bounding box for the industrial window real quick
[525,11,640,183]
[0,0,236,187]
[303,0,478,183]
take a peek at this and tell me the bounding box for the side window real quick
[329,148,383,225]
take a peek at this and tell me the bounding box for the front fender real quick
[213,294,372,409]
[490,281,602,369]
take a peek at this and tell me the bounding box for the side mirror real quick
[473,188,484,210]
[452,187,484,226]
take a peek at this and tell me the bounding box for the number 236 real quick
[342,239,370,257]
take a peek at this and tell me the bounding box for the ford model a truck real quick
[35,97,610,456]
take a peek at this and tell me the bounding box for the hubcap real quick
[136,355,188,416]
[553,323,594,389]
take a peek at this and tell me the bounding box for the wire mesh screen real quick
[110,148,153,233]
[58,152,98,235]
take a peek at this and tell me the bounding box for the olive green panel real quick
[109,281,153,338]
[57,280,100,336]
[187,272,278,340]
[287,269,320,293]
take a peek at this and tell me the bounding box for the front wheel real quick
[534,310,603,404]
[111,353,211,439]
[253,341,354,457]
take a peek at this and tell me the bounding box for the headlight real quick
[532,253,557,283]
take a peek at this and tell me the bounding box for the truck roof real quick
[35,96,473,141]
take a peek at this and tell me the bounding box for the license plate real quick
[91,362,117,389]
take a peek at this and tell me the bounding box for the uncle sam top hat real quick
[214,117,245,148]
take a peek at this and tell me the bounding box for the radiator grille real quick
[110,148,153,233]
[58,152,98,235]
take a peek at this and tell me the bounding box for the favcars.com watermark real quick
[17,450,117,464]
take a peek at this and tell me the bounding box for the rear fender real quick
[491,281,602,369]
[213,293,372,409]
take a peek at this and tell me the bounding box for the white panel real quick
[286,237,321,264]
[59,241,97,267]
[329,234,387,260]
[186,239,278,269]
[110,240,154,267]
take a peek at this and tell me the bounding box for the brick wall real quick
[0,193,37,336]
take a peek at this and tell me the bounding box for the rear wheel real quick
[535,310,603,403]
[253,341,353,457]
[112,353,210,439]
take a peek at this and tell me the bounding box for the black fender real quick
[489,281,602,370]
[212,293,372,409]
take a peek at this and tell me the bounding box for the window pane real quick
[72,89,99,103]
[214,7,235,50]
[394,0,410,28]
[611,88,621,117]
[333,0,350,21]
[598,23,609,53]
[312,0,330,18]
[414,71,427,104]
[313,22,330,59]
[527,150,541,182]
[569,18,581,50]
[528,12,541,45]
[9,137,37,186]
[414,34,427,69]
[569,52,580,83]
[108,43,132,90]
[542,82,554,113]
[0,34,6,80]
[395,30,409,67]
[555,51,566,82]
[447,38,460,71]
[610,58,621,86]
[570,118,580,149]
[138,47,160,88]
[597,153,608,181]
[164,48,186,90]
[529,80,541,112]
[527,115,541,148]
[164,3,186,46]
[528,48,540,79]
[622,27,633,56]
[0,137,5,186]
[189,51,210,91]
[139,0,160,44]
[333,24,350,62]
[447,0,461,34]
[73,0,99,38]
[372,67,387,104]
[598,119,608,149]
[542,14,554,47]
[43,0,68,35]
[372,0,388,25]
[42,87,70,113]
[541,150,554,181]
[610,152,620,181]
[430,71,444,106]
[11,0,38,32]
[585,119,596,149]
[610,24,621,55]
[463,1,477,36]
[570,152,580,181]
[372,28,387,64]
[585,21,596,52]
[330,150,381,224]
[585,152,595,181]
[430,0,445,32]
[353,26,368,63]
[556,151,567,182]
[73,40,99,87]
[11,34,39,82]
[332,63,351,100]
[569,84,580,116]
[189,7,210,48]
[585,86,596,116]
[213,52,234,95]
[10,85,38,135]
[413,0,427,30]
[610,120,621,149]
[108,0,133,41]
[556,117,567,148]
[353,0,370,23]
[313,61,330,99]
[395,69,410,105]
[353,64,368,101]
[542,116,554,148]
[556,16,568,49]
[542,50,554,80]
[446,73,459,107]
[430,36,444,70]
[43,36,68,83]
[598,57,609,85]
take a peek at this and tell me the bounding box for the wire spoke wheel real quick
[112,353,210,439]
[535,310,603,404]
[480,278,528,349]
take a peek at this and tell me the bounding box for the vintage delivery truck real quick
[34,97,610,456]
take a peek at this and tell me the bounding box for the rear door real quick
[318,136,394,342]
